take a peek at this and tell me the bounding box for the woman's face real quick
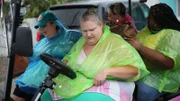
[108,9,120,22]
[39,22,57,38]
[147,15,156,30]
[80,20,103,46]
[147,14,161,34]
[108,9,115,21]
[107,8,122,25]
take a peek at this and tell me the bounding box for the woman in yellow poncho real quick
[127,3,180,101]
[41,8,149,101]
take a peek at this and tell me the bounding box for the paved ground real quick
[0,55,28,79]
[0,57,8,82]
[0,56,8,93]
[0,76,17,99]
[0,55,26,98]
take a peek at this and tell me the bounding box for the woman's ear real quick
[100,21,103,27]
[155,24,162,31]
[52,23,57,28]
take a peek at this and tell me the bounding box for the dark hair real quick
[49,21,59,31]
[109,4,115,15]
[114,3,126,17]
[81,8,102,25]
[149,3,180,31]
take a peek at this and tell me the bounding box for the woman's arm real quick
[127,38,174,70]
[105,65,138,79]
[94,66,138,86]
[138,45,174,69]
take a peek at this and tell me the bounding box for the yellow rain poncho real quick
[52,25,149,98]
[137,26,180,93]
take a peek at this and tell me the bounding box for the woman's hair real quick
[49,21,60,32]
[80,8,102,25]
[149,3,180,31]
[113,3,126,17]
[109,4,115,15]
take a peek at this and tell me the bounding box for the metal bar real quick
[4,0,21,100]
[128,0,132,16]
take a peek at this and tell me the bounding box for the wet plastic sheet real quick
[15,20,82,94]
[52,26,149,98]
[137,26,180,92]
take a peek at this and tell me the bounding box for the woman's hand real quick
[63,60,68,64]
[94,69,108,86]
[94,66,139,86]
[125,38,142,51]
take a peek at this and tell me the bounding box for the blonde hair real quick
[81,8,102,25]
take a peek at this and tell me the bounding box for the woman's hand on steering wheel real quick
[94,69,108,86]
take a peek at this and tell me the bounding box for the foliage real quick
[23,0,87,18]
[2,1,10,19]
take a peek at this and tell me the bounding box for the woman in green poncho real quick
[127,3,180,101]
[40,8,149,101]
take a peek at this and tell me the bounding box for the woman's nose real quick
[86,31,92,37]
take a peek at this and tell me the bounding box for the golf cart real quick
[0,0,180,101]
[0,0,77,101]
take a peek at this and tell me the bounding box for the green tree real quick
[23,0,87,18]
[1,1,10,19]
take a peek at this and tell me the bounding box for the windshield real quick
[0,0,12,97]
[140,3,149,19]
[51,7,97,29]
[0,13,8,101]
[51,2,149,31]
[131,3,149,30]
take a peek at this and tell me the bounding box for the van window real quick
[51,7,97,29]
[140,3,149,19]
[131,3,148,30]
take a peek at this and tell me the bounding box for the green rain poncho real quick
[137,26,180,93]
[52,25,149,98]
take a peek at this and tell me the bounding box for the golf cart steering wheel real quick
[40,53,76,79]
[32,53,76,101]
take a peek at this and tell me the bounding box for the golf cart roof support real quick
[128,0,132,16]
[3,0,21,101]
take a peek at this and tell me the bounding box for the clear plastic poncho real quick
[15,20,82,94]
[52,25,149,98]
[137,26,180,93]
